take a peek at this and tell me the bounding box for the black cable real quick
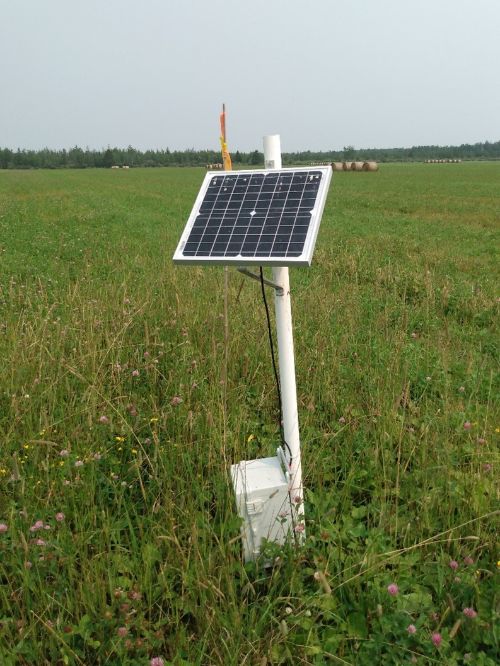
[259,267,293,465]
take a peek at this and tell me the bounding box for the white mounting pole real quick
[263,135,305,536]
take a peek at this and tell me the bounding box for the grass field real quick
[0,163,498,665]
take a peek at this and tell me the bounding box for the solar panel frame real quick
[173,166,332,267]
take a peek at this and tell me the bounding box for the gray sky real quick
[1,0,499,152]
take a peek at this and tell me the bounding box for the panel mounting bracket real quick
[237,267,284,295]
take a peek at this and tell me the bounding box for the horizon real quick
[2,137,499,154]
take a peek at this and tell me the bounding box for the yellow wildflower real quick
[115,436,125,443]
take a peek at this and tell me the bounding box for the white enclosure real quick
[231,455,292,562]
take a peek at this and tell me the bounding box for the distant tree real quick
[250,150,262,165]
[0,148,12,168]
[103,148,113,169]
[343,145,355,160]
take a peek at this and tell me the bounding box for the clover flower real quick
[30,520,44,532]
[387,583,399,596]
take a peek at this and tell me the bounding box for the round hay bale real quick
[362,161,379,171]
[351,161,364,171]
[331,162,344,171]
[342,161,352,171]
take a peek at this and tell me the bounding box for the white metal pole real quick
[263,135,305,535]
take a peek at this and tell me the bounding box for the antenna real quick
[220,103,232,172]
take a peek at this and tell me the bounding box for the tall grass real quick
[0,164,498,664]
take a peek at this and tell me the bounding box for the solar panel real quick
[173,166,332,266]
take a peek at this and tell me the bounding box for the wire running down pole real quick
[263,135,305,537]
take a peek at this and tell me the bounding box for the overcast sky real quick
[1,0,499,152]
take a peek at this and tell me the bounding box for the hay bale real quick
[362,161,379,171]
[331,162,344,171]
[351,161,364,171]
[342,161,352,171]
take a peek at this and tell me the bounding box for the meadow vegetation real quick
[0,163,498,665]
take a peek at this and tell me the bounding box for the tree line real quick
[0,140,498,169]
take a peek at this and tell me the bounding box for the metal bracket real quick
[237,267,284,295]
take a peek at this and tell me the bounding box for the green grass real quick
[0,163,498,665]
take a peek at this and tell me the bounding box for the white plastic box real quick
[230,455,292,562]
